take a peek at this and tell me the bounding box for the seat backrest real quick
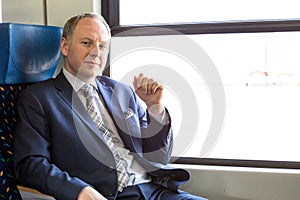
[0,23,62,199]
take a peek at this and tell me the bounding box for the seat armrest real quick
[17,186,55,199]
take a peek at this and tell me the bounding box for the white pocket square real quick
[124,108,134,119]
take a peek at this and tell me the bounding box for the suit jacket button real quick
[108,191,116,196]
[107,166,114,172]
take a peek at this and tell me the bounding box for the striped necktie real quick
[79,84,129,191]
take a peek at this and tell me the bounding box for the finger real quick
[133,75,138,89]
[150,81,159,94]
[151,81,160,93]
[153,82,164,95]
[133,73,143,90]
[146,78,155,94]
[140,76,149,94]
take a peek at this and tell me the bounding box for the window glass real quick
[120,0,300,25]
[110,31,300,161]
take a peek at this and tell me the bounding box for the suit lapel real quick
[54,72,109,147]
[96,78,143,154]
[54,73,143,156]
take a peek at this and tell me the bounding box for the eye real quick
[99,44,107,50]
[81,41,92,47]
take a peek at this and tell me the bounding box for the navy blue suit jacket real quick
[13,72,189,200]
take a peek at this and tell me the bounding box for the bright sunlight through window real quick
[120,0,300,25]
[110,31,300,162]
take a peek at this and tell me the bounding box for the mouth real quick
[85,56,101,66]
[85,61,101,67]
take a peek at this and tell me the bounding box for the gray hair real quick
[62,13,111,44]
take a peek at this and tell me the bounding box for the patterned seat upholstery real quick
[0,84,30,199]
[0,152,21,199]
[0,23,62,199]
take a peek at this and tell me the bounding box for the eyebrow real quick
[79,36,109,42]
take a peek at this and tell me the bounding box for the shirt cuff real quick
[148,108,170,125]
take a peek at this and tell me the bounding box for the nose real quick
[89,44,102,57]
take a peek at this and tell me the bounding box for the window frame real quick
[101,0,300,169]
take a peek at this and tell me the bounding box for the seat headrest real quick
[0,23,62,84]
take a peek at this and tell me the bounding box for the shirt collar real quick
[63,68,98,92]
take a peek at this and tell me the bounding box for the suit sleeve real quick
[131,88,173,165]
[13,89,89,200]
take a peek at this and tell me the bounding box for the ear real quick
[61,37,69,56]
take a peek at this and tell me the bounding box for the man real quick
[13,13,207,200]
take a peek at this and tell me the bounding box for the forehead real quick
[73,17,110,41]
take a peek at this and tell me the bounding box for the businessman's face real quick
[61,17,110,83]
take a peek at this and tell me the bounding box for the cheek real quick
[100,50,109,62]
[70,49,88,65]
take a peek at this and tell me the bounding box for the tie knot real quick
[80,84,94,98]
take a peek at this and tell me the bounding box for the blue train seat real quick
[0,23,62,199]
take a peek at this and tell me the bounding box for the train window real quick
[119,0,300,25]
[102,0,300,168]
[110,31,300,162]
